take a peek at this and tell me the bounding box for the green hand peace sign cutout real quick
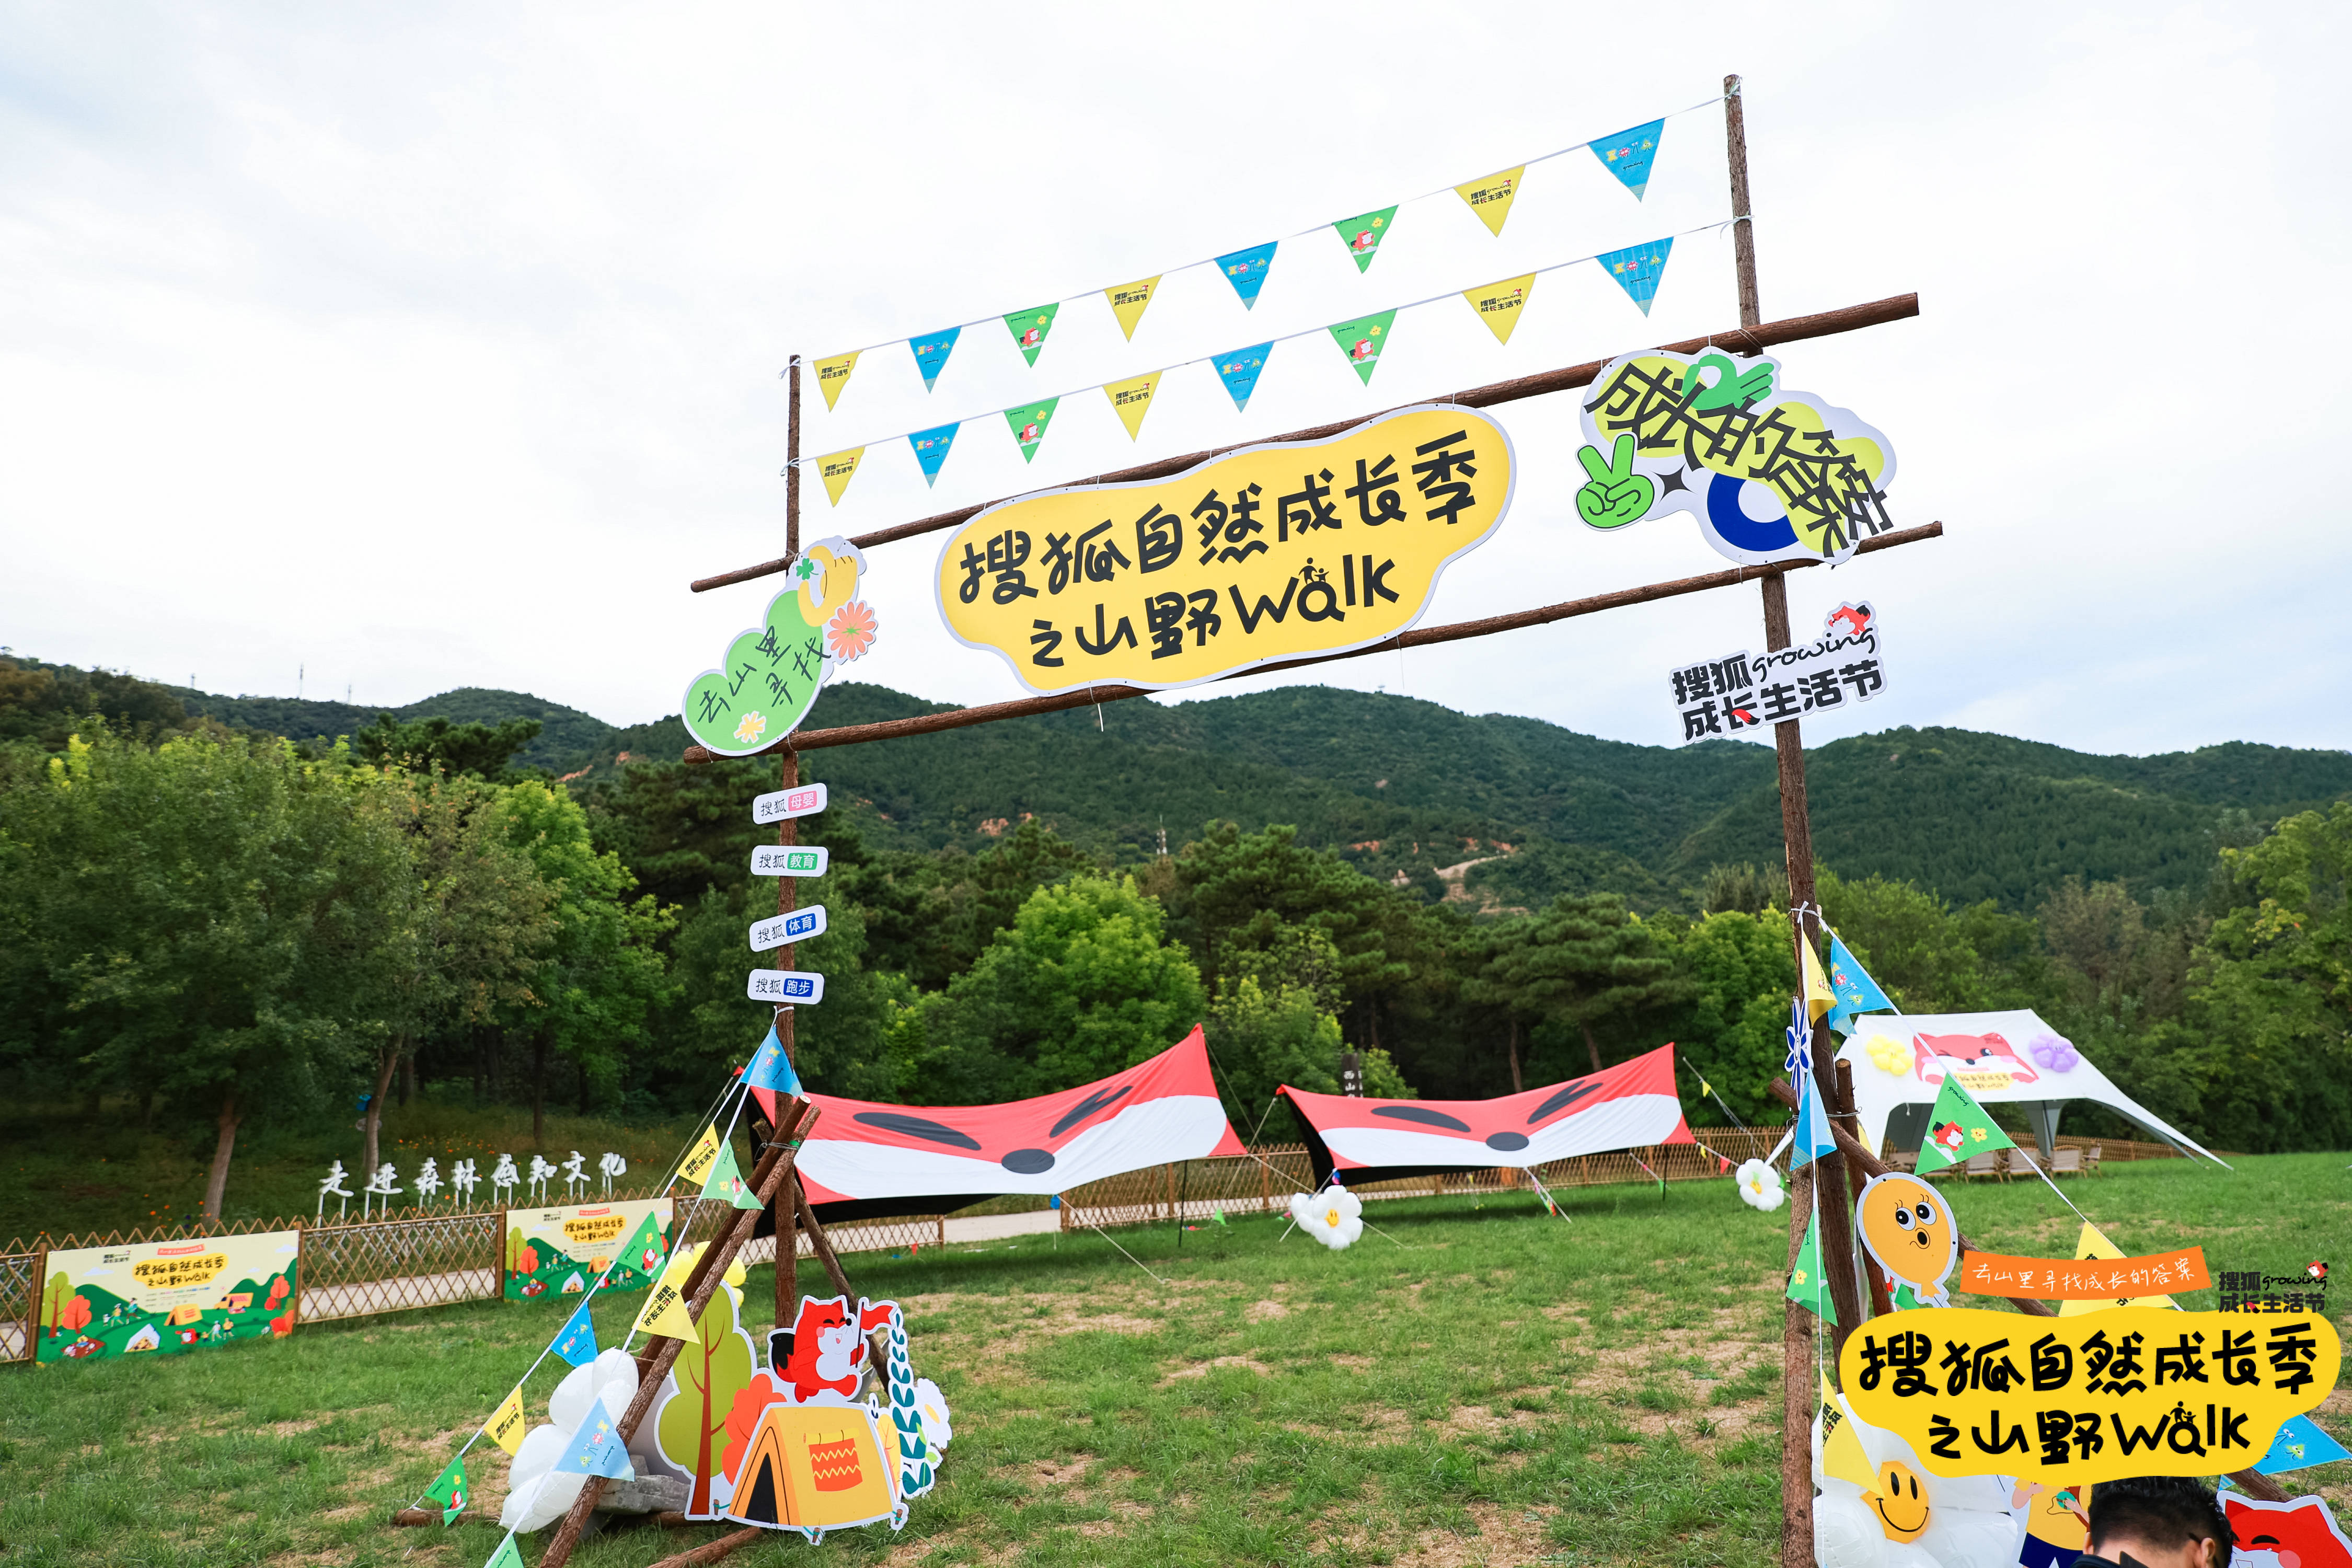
[1575,435,1656,529]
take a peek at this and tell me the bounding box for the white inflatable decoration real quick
[1811,1384,2023,1568]
[1288,1184,1363,1250]
[1736,1157,1786,1212]
[501,1348,642,1532]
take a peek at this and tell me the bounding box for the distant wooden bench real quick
[1962,1151,2004,1181]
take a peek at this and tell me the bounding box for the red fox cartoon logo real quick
[768,1294,895,1403]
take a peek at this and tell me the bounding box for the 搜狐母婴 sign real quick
[935,405,1514,694]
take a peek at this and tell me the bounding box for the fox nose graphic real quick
[1484,1132,1529,1151]
[1000,1149,1056,1175]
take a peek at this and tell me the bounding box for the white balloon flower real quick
[1288,1184,1364,1250]
[1736,1158,1786,1213]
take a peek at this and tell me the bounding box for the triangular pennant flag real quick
[1819,1384,1874,1488]
[425,1452,470,1524]
[1103,373,1160,441]
[1455,166,1524,236]
[1785,1205,1837,1323]
[908,422,960,489]
[614,1209,667,1283]
[1003,398,1060,464]
[816,448,863,508]
[483,1385,527,1456]
[2256,1412,2352,1474]
[1911,1073,2016,1176]
[1800,932,1835,1022]
[1591,119,1666,199]
[1331,205,1398,272]
[1597,237,1675,316]
[485,1532,526,1568]
[631,1266,700,1342]
[1824,933,1896,1034]
[2059,1220,2181,1316]
[908,326,961,391]
[1104,275,1160,340]
[1327,309,1397,386]
[551,1299,598,1367]
[812,351,859,412]
[555,1406,634,1480]
[1463,273,1536,344]
[675,1123,723,1191]
[1790,1074,1839,1171]
[1215,241,1278,308]
[700,1140,762,1209]
[1003,303,1059,367]
[1214,342,1273,412]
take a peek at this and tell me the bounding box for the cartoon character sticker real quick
[1911,1030,2040,1089]
[1854,1172,1959,1311]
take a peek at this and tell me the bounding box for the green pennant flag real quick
[700,1140,763,1210]
[1785,1206,1837,1324]
[1004,303,1059,367]
[1331,205,1398,272]
[425,1451,469,1524]
[613,1208,667,1284]
[485,1531,527,1568]
[1328,309,1397,385]
[1004,398,1059,463]
[1912,1074,2017,1176]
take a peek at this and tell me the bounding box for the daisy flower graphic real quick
[733,710,767,745]
[827,600,878,662]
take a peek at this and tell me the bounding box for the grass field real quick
[1,1154,2345,1567]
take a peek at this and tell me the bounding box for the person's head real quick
[2085,1476,2234,1568]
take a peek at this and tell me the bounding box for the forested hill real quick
[11,653,2350,913]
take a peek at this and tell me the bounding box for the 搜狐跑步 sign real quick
[936,405,1514,694]
[503,1198,672,1302]
[37,1231,300,1363]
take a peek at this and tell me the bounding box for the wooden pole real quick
[689,293,1920,593]
[686,523,1943,764]
[770,747,800,1329]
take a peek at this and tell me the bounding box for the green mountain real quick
[185,687,621,776]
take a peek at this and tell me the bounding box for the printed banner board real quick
[36,1231,299,1363]
[751,845,831,878]
[935,405,1513,695]
[503,1198,672,1302]
[752,783,828,825]
[1667,601,1889,744]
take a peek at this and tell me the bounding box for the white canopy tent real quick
[1834,1008,2228,1167]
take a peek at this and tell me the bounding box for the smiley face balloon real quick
[1861,1460,1932,1543]
[1854,1172,1958,1310]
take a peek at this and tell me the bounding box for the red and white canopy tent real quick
[1279,1042,1694,1190]
[789,1026,1244,1223]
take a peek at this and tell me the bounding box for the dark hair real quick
[2086,1477,2233,1557]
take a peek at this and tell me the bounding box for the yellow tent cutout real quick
[812,351,859,412]
[724,1400,898,1533]
[1103,374,1160,441]
[1455,167,1524,237]
[817,448,864,507]
[1104,276,1160,340]
[2058,1220,2179,1316]
[485,1385,527,1456]
[676,1124,722,1190]
[1463,273,1536,344]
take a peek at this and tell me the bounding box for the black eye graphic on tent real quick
[854,1083,1135,1174]
[1367,1080,1602,1150]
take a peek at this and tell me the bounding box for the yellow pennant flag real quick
[1104,276,1160,340]
[1455,166,1524,237]
[2059,1220,2180,1316]
[1463,272,1536,344]
[1103,373,1161,441]
[1800,932,1835,1022]
[812,351,859,412]
[483,1384,528,1456]
[816,448,863,507]
[634,1240,748,1342]
[675,1124,722,1190]
[1818,1377,1876,1489]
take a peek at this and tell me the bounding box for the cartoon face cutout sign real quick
[1854,1173,1959,1310]
[1861,1460,1930,1542]
[2224,1493,2352,1568]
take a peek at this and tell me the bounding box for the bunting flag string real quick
[805,93,1721,406]
[806,218,1730,505]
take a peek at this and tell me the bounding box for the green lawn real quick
[0,1154,2344,1566]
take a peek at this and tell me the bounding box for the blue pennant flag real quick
[1591,118,1665,199]
[1214,341,1274,412]
[1214,241,1278,309]
[908,326,960,391]
[908,422,960,488]
[555,1406,635,1480]
[1783,992,1812,1077]
[551,1299,598,1368]
[1597,238,1674,316]
[1790,1072,1839,1171]
[2256,1412,2352,1474]
[1825,934,1896,1034]
[744,1022,803,1121]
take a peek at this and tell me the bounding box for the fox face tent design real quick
[1279,1043,1692,1189]
[790,1027,1244,1221]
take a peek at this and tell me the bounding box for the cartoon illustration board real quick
[1853,1172,1959,1311]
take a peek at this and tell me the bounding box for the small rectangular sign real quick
[748,905,829,953]
[746,969,826,1005]
[750,844,831,878]
[752,783,828,825]
[1960,1246,2211,1301]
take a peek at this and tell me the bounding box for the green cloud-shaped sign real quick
[681,538,873,756]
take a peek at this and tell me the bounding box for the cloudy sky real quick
[5,3,2346,757]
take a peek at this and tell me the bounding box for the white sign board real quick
[748,904,829,953]
[751,844,831,878]
[1666,601,1889,745]
[752,782,828,825]
[746,969,826,1005]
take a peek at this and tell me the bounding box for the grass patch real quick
[0,1154,2343,1564]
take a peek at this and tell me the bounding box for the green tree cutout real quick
[656,1283,756,1516]
[40,1270,71,1338]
